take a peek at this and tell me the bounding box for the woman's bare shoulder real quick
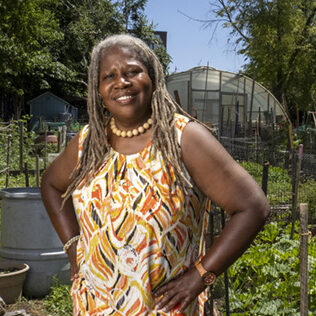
[181,121,266,214]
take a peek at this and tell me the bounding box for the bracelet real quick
[63,235,80,253]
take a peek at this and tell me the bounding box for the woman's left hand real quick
[153,267,205,313]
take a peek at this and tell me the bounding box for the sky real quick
[144,0,245,74]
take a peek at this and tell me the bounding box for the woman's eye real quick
[126,69,139,77]
[103,73,114,80]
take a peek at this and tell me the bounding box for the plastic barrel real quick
[0,187,70,297]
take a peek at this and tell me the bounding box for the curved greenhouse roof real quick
[166,66,288,137]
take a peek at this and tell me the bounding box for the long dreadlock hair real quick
[63,34,209,203]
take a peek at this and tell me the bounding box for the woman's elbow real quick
[253,193,271,223]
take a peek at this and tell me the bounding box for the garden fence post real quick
[57,128,61,153]
[24,162,29,187]
[36,155,40,187]
[261,161,269,196]
[6,133,12,188]
[19,120,23,172]
[44,126,47,170]
[299,203,309,316]
[291,144,303,239]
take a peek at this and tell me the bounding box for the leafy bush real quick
[228,222,316,315]
[239,161,263,182]
[299,179,316,221]
[43,279,72,316]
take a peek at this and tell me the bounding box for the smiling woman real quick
[98,45,153,131]
[40,34,270,316]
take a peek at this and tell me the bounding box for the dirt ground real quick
[6,299,48,316]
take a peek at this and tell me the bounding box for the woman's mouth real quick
[116,95,133,102]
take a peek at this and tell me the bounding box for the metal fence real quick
[205,137,316,315]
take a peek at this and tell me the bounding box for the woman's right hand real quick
[67,241,79,281]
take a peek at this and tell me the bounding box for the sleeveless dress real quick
[70,113,210,316]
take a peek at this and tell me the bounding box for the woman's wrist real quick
[66,239,78,262]
[63,235,80,253]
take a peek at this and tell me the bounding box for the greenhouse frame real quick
[166,66,289,138]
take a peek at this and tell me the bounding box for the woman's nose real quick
[114,75,131,88]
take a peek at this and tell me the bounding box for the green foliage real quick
[43,278,72,315]
[228,222,316,315]
[0,116,59,188]
[1,0,171,117]
[0,0,69,107]
[299,179,316,220]
[210,0,316,121]
[239,161,292,205]
[0,116,37,170]
[69,122,85,133]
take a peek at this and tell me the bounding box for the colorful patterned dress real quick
[70,113,210,315]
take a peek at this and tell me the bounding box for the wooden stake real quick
[44,127,47,169]
[19,121,23,172]
[262,161,269,196]
[36,155,40,187]
[291,144,303,239]
[289,123,294,150]
[57,129,61,153]
[24,162,29,187]
[6,134,12,188]
[299,203,309,316]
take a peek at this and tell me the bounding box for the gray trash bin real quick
[0,187,70,297]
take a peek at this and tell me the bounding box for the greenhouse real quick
[166,66,289,137]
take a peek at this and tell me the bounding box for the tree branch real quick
[285,6,316,86]
[218,0,250,43]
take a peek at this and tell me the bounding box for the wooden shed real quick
[28,92,78,129]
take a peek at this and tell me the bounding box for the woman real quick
[41,34,270,315]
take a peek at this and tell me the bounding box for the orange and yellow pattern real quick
[71,114,210,315]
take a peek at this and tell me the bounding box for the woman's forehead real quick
[100,45,145,65]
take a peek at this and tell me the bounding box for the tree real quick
[0,0,171,118]
[50,0,125,97]
[206,0,316,122]
[0,0,70,118]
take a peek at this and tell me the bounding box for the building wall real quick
[30,93,68,124]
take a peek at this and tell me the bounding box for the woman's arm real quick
[154,122,270,312]
[40,133,80,280]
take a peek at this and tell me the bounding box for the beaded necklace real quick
[110,117,152,138]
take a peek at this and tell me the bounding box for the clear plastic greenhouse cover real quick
[166,66,288,136]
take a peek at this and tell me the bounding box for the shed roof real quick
[27,91,70,106]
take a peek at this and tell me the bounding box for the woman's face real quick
[99,45,153,125]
